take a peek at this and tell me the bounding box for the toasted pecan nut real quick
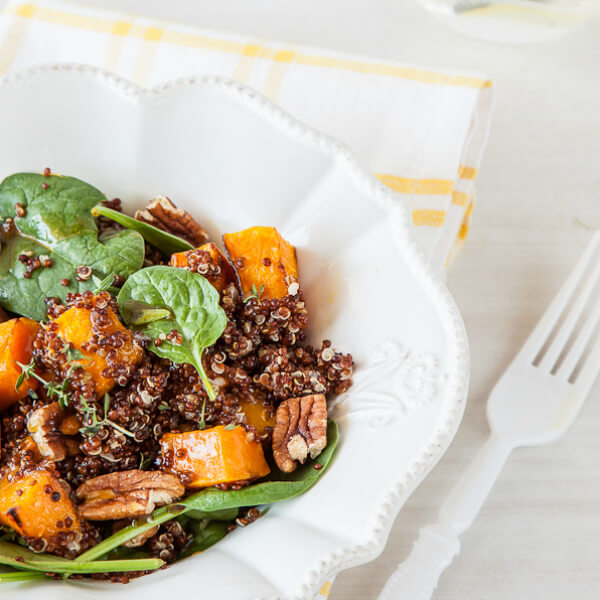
[27,402,68,461]
[76,469,184,521]
[135,195,209,247]
[272,394,327,473]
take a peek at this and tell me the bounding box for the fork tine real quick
[556,297,600,381]
[571,332,600,396]
[538,246,600,372]
[518,232,600,364]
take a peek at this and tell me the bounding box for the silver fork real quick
[378,231,600,600]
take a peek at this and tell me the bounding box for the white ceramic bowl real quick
[0,64,469,600]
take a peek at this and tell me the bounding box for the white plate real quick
[0,64,469,600]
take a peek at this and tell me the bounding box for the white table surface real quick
[6,1,600,598]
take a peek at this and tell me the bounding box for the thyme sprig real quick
[15,358,74,409]
[79,393,135,439]
[243,284,264,303]
[15,340,88,408]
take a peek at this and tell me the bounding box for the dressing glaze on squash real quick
[169,242,235,293]
[0,318,40,410]
[0,469,82,540]
[53,296,143,397]
[160,425,270,488]
[223,226,299,299]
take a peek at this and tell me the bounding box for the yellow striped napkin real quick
[0,0,493,276]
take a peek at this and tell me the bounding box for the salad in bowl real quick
[0,170,352,584]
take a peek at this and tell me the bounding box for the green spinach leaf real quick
[183,508,239,521]
[179,520,230,559]
[117,266,227,404]
[0,540,163,575]
[93,205,194,255]
[0,173,145,320]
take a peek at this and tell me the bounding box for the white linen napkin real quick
[0,0,493,276]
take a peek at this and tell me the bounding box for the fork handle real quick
[378,434,514,600]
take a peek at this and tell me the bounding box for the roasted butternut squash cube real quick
[239,398,276,434]
[0,469,81,540]
[169,242,235,293]
[160,425,270,489]
[223,226,299,299]
[0,317,40,410]
[53,296,143,397]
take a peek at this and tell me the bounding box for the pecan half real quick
[76,469,184,521]
[272,394,327,473]
[135,195,209,247]
[27,402,68,461]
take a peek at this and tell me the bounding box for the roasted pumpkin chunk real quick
[53,296,143,397]
[239,398,276,434]
[0,469,82,540]
[223,226,299,299]
[170,242,235,293]
[0,317,40,410]
[160,425,270,488]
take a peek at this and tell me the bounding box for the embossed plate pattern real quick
[0,64,469,600]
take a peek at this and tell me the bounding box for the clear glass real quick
[417,0,598,43]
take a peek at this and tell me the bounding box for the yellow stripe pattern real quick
[376,163,479,226]
[458,164,478,180]
[319,581,333,597]
[412,210,446,227]
[6,3,492,89]
[375,174,454,196]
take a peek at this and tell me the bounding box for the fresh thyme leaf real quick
[63,341,85,363]
[157,401,170,411]
[138,453,152,470]
[14,371,25,392]
[243,284,264,303]
[223,423,237,431]
[79,394,135,439]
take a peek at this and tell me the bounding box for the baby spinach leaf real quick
[179,520,230,559]
[117,266,227,403]
[0,571,48,583]
[183,508,239,521]
[0,540,163,575]
[180,420,338,512]
[93,205,194,255]
[0,173,145,320]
